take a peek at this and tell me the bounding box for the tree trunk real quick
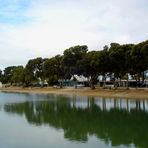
[126,73,129,89]
[114,78,118,89]
[103,75,106,89]
[119,77,122,87]
[142,71,145,83]
[89,76,96,89]
[90,80,95,89]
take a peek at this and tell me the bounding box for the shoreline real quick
[0,87,148,99]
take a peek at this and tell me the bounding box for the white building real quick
[70,75,88,82]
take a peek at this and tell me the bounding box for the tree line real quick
[0,39,148,88]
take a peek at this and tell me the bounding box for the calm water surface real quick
[0,92,148,148]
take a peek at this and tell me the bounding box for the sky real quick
[0,0,148,69]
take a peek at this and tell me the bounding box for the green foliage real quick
[48,75,58,85]
[0,69,2,82]
[11,66,24,85]
[3,66,17,84]
[43,55,63,84]
[25,57,44,78]
[1,39,148,87]
[131,40,148,74]
[109,44,134,78]
[62,45,88,78]
[23,57,45,86]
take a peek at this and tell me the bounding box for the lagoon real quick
[0,92,148,148]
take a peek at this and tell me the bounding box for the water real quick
[0,92,148,148]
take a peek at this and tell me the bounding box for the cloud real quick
[0,0,148,69]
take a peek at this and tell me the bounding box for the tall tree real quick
[0,69,3,82]
[43,55,63,85]
[3,66,16,84]
[11,66,24,85]
[109,43,134,88]
[24,57,44,86]
[62,45,88,78]
[131,40,148,82]
[83,51,100,89]
[109,43,121,79]
[98,48,110,83]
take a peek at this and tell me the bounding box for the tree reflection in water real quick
[4,95,148,148]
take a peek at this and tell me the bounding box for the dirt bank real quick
[0,87,148,99]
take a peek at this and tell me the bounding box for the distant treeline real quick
[0,39,148,88]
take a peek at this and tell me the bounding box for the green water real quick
[0,92,148,148]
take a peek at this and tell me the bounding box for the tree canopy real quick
[0,39,148,88]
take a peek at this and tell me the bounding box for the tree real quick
[43,55,63,85]
[62,45,88,78]
[11,66,24,85]
[3,66,16,84]
[109,43,134,88]
[24,57,44,86]
[98,48,110,87]
[1,39,148,88]
[109,43,121,78]
[131,40,148,82]
[83,51,100,89]
[0,69,2,81]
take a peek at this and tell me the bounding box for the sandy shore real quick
[0,86,148,99]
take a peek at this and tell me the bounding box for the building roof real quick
[70,75,88,82]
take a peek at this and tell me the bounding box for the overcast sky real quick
[0,0,148,69]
